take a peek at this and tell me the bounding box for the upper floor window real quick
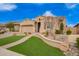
[47,22,52,29]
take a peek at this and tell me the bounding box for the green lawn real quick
[0,35,24,46]
[8,36,65,56]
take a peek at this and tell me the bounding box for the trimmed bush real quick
[24,32,27,35]
[46,31,48,36]
[0,30,6,34]
[6,22,15,31]
[55,30,61,34]
[76,38,79,48]
[66,30,72,35]
[43,31,48,36]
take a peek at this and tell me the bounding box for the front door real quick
[37,22,41,32]
[35,22,41,32]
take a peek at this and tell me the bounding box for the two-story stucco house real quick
[13,15,66,35]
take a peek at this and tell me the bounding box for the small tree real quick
[60,23,64,34]
[55,30,61,34]
[6,22,14,31]
[76,38,79,48]
[66,30,72,35]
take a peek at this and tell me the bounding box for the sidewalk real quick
[0,32,13,39]
[0,47,23,56]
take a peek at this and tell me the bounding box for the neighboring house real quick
[14,16,66,34]
[0,24,7,34]
[0,24,6,31]
[13,23,20,32]
[74,23,79,34]
[66,26,74,34]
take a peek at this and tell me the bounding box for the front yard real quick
[8,36,65,56]
[0,35,24,46]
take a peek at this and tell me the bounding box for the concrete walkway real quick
[1,33,69,51]
[0,47,23,56]
[0,33,78,56]
[1,33,67,49]
[0,33,69,56]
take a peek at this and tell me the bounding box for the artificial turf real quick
[8,36,65,56]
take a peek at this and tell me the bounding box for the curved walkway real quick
[1,33,69,52]
[0,33,70,56]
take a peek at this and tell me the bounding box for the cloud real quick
[43,11,56,17]
[32,18,35,20]
[0,3,17,11]
[68,24,75,27]
[65,3,78,9]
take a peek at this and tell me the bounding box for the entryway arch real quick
[35,22,41,32]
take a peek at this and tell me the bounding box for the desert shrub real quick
[42,32,46,35]
[55,30,61,34]
[24,32,27,35]
[76,38,79,48]
[66,30,72,35]
[6,22,14,31]
[28,32,31,34]
[43,31,48,36]
[46,31,48,36]
[0,31,6,34]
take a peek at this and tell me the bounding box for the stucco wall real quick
[42,38,69,52]
[67,35,79,43]
[34,33,69,52]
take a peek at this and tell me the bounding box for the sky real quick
[0,3,79,27]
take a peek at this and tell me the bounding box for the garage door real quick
[22,26,34,33]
